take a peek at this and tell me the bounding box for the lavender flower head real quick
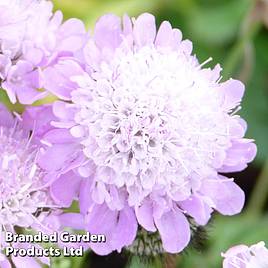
[0,0,86,104]
[0,104,58,267]
[35,13,257,254]
[222,242,268,268]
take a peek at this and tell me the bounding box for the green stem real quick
[247,159,268,216]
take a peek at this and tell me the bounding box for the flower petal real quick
[59,213,85,229]
[220,79,245,110]
[133,13,156,47]
[135,199,156,231]
[155,21,173,48]
[154,209,190,253]
[50,171,81,207]
[179,195,213,225]
[94,14,122,50]
[200,176,245,215]
[111,206,137,252]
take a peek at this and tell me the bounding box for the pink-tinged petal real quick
[0,103,13,127]
[133,13,156,47]
[220,79,245,110]
[200,176,245,215]
[43,59,84,100]
[135,200,156,232]
[111,206,137,251]
[155,21,173,48]
[94,14,122,50]
[50,171,81,207]
[154,209,190,253]
[59,213,85,229]
[179,196,213,225]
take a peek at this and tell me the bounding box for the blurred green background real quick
[21,0,268,267]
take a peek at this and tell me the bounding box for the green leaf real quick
[240,32,268,164]
[187,0,251,46]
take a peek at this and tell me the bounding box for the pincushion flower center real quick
[72,45,232,204]
[0,126,44,228]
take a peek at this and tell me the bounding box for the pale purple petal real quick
[38,143,79,171]
[200,176,245,215]
[135,199,156,231]
[0,254,11,268]
[50,171,81,206]
[22,105,56,137]
[133,13,156,47]
[111,206,137,251]
[179,196,213,225]
[154,209,190,253]
[43,59,84,100]
[220,79,245,110]
[58,213,85,229]
[94,14,122,50]
[155,21,173,48]
[221,140,257,172]
[79,178,94,214]
[0,104,13,127]
[0,54,11,79]
[86,204,117,255]
[57,18,86,52]
[2,60,42,104]
[12,255,41,268]
[43,129,75,144]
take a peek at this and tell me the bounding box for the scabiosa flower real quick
[0,103,59,267]
[35,13,257,255]
[222,242,268,268]
[0,0,86,104]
